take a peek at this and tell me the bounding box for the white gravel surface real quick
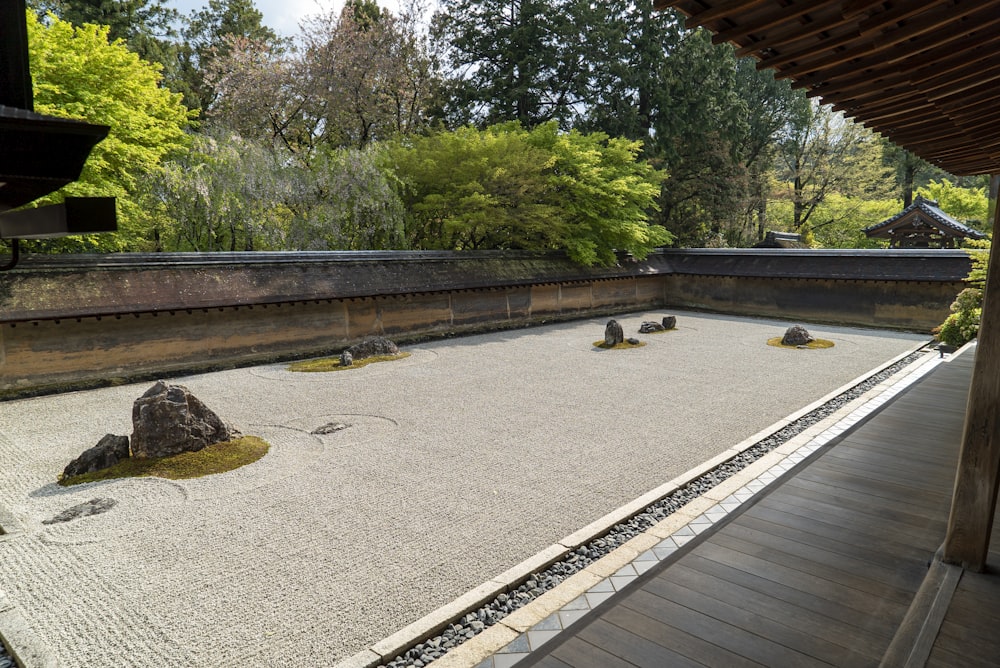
[0,311,928,667]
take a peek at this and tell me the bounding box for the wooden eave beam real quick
[808,40,1000,101]
[733,1,883,58]
[790,16,1000,90]
[684,0,771,28]
[771,2,1000,80]
[710,0,839,46]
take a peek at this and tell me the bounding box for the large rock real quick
[604,319,624,346]
[639,321,665,333]
[347,336,399,360]
[62,433,130,478]
[662,315,677,330]
[781,325,815,346]
[131,381,237,459]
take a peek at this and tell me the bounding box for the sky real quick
[166,0,404,38]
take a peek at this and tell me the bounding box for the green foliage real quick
[136,131,292,251]
[936,238,990,344]
[178,0,281,112]
[937,288,983,346]
[139,132,406,252]
[775,100,894,234]
[26,11,193,251]
[285,145,407,251]
[383,122,671,265]
[770,194,900,248]
[916,180,989,229]
[208,2,438,153]
[431,0,591,127]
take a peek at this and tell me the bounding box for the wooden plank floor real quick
[522,353,978,668]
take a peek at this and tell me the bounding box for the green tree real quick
[285,145,406,251]
[208,1,438,154]
[383,122,671,265]
[430,0,591,127]
[30,0,184,91]
[26,11,193,250]
[916,180,989,229]
[774,100,893,234]
[137,131,291,251]
[178,0,280,112]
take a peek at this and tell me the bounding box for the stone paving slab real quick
[0,311,929,667]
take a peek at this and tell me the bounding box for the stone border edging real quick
[335,338,936,668]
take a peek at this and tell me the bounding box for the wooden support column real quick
[943,178,1000,571]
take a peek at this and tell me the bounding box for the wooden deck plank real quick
[678,553,901,637]
[601,603,767,668]
[621,590,832,667]
[521,354,979,668]
[663,562,888,661]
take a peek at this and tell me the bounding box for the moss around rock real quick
[592,340,647,350]
[58,435,270,486]
[288,352,410,372]
[767,337,835,349]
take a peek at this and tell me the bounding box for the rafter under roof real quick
[656,0,1000,176]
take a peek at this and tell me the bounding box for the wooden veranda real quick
[522,349,1000,667]
[654,0,1000,574]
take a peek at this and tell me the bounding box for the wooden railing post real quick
[943,176,1000,571]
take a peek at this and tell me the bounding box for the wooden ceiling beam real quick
[733,0,884,57]
[789,16,1000,89]
[772,2,1000,80]
[711,0,838,46]
[684,0,770,28]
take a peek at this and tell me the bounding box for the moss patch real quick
[767,337,835,350]
[288,352,411,372]
[593,340,647,350]
[58,435,270,486]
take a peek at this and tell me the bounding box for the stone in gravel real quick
[42,497,117,525]
[62,433,130,478]
[347,335,399,360]
[604,319,624,346]
[626,337,641,345]
[131,381,238,458]
[781,324,814,346]
[311,422,349,435]
[639,321,665,333]
[339,350,354,367]
[663,315,677,330]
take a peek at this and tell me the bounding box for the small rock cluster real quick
[61,381,238,480]
[639,316,677,333]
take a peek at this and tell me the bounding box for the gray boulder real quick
[639,321,665,333]
[782,325,814,346]
[662,315,677,330]
[339,350,354,367]
[347,336,399,360]
[604,320,624,346]
[131,381,237,459]
[62,433,130,478]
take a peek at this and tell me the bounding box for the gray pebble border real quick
[383,351,926,668]
[0,641,13,668]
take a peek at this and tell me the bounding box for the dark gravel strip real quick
[384,351,929,668]
[0,640,14,668]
